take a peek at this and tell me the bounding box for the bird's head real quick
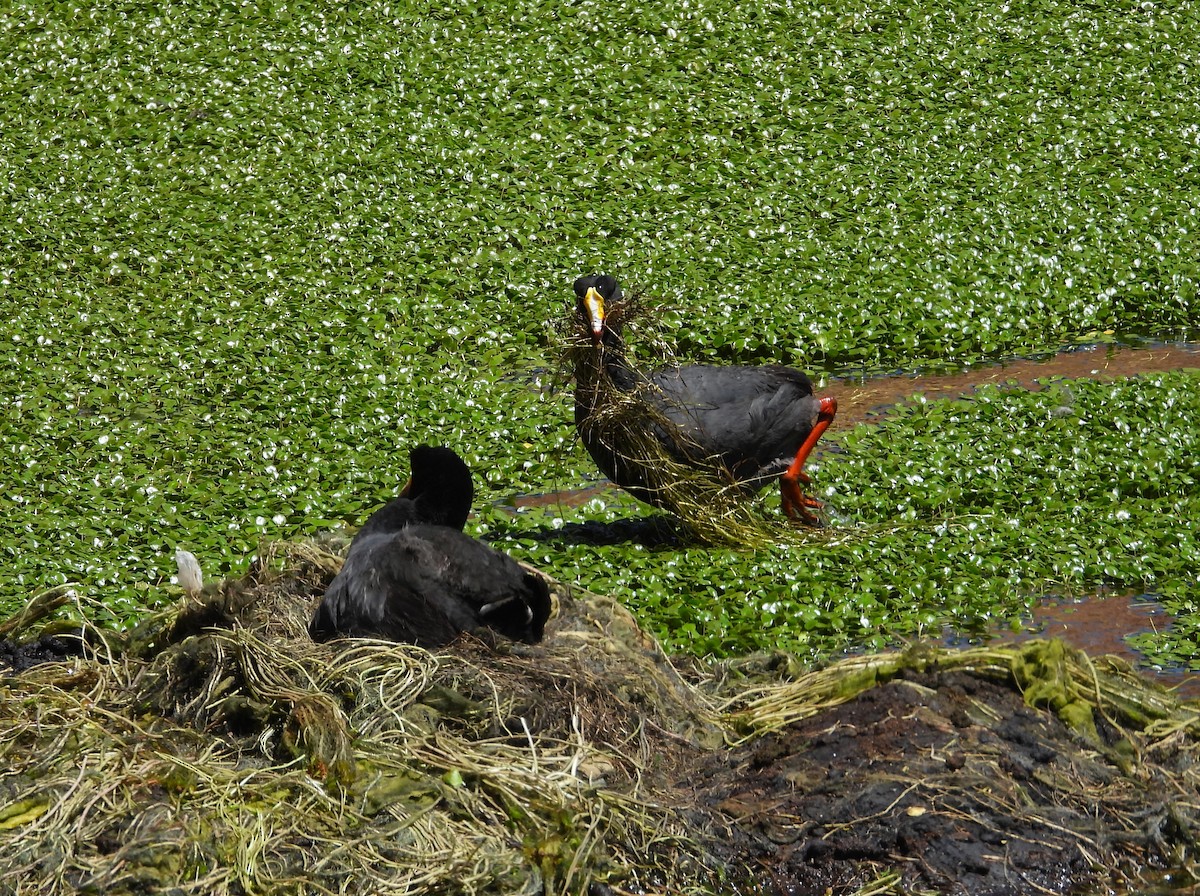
[400,445,474,530]
[573,274,622,344]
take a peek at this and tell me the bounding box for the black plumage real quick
[571,274,837,524]
[309,446,551,648]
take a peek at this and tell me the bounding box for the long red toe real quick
[779,396,837,525]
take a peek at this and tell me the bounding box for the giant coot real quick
[309,445,551,648]
[570,274,837,524]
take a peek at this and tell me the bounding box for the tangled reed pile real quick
[558,292,791,545]
[2,541,1199,894]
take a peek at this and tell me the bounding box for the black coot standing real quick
[309,446,551,648]
[571,274,837,524]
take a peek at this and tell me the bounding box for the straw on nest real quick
[2,546,1199,894]
[557,290,803,546]
[0,544,725,895]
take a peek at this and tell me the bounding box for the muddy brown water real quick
[953,591,1200,699]
[828,339,1200,429]
[516,342,1200,697]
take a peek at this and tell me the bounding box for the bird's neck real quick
[358,498,417,538]
[572,337,649,442]
[357,485,471,538]
[415,488,472,529]
[574,334,641,400]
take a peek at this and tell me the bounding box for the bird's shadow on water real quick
[499,510,844,549]
[508,515,691,549]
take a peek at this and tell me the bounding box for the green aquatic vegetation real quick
[0,0,1197,669]
[496,372,1200,663]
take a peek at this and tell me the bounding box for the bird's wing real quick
[645,365,818,470]
[403,527,551,643]
[312,528,549,647]
[361,533,476,645]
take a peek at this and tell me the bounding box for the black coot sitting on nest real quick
[309,445,551,648]
[570,274,837,525]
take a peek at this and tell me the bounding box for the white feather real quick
[174,548,204,596]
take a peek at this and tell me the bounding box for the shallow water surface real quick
[829,340,1200,429]
[955,592,1200,700]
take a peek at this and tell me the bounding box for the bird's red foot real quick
[779,396,837,526]
[781,480,824,525]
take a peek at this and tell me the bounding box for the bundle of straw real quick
[559,295,790,546]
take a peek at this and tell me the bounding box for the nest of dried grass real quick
[0,543,725,895]
[2,546,1199,894]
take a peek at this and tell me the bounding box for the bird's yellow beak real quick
[584,286,605,342]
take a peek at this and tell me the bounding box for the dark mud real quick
[693,666,1178,895]
[0,630,86,673]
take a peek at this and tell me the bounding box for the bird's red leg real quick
[781,396,838,524]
